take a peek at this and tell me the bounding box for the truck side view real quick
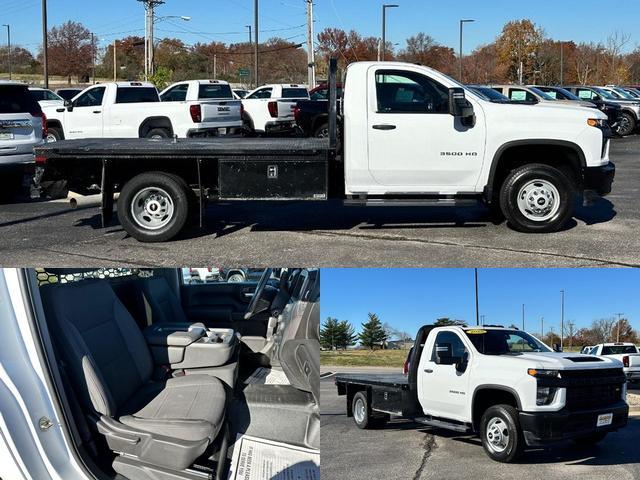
[241,83,309,134]
[43,81,237,141]
[36,59,615,242]
[336,325,629,463]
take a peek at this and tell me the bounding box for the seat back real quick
[40,280,153,417]
[133,276,189,326]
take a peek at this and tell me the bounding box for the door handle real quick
[92,110,101,114]
[424,369,433,373]
[372,124,396,130]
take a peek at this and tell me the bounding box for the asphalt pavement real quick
[321,367,640,480]
[0,136,639,267]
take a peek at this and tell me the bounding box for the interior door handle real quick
[242,292,254,298]
[372,124,396,130]
[424,369,433,373]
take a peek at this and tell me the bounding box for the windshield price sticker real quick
[466,329,487,334]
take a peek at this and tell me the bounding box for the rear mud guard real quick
[101,159,114,227]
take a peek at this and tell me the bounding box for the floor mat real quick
[228,434,319,480]
[243,367,290,385]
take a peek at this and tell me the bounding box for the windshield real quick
[602,345,639,355]
[528,87,556,101]
[538,87,581,101]
[612,87,636,100]
[467,86,509,102]
[30,89,63,101]
[464,329,552,355]
[594,87,617,100]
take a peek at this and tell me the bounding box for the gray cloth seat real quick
[40,279,227,469]
[133,276,190,326]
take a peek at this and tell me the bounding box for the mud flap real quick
[100,159,114,227]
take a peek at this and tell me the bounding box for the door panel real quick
[65,86,105,139]
[180,282,256,325]
[366,67,486,191]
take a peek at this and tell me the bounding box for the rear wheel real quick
[352,392,387,429]
[480,405,524,463]
[145,128,170,139]
[46,127,63,142]
[616,112,636,136]
[118,172,190,242]
[499,163,574,233]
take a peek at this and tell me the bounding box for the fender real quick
[138,116,174,138]
[484,139,587,200]
[472,384,523,410]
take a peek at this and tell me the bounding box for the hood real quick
[489,100,607,119]
[494,351,623,370]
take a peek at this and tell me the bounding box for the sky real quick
[4,0,640,55]
[321,269,640,337]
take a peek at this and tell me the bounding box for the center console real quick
[143,323,239,387]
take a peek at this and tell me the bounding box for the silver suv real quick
[0,82,45,198]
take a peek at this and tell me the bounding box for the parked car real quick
[241,83,309,134]
[0,82,46,198]
[28,87,65,108]
[232,88,249,99]
[588,343,640,383]
[159,79,243,135]
[336,325,629,463]
[565,86,640,136]
[466,85,512,102]
[532,86,622,133]
[294,83,343,140]
[55,87,83,101]
[490,84,596,108]
[0,267,319,479]
[43,81,240,141]
[600,85,639,101]
[186,267,221,283]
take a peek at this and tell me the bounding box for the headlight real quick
[536,386,558,406]
[527,368,560,378]
[587,118,608,128]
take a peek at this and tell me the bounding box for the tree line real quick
[4,19,640,87]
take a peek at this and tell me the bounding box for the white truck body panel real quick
[242,84,309,133]
[590,343,640,380]
[415,327,625,424]
[342,62,609,195]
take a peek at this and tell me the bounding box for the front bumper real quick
[519,401,628,446]
[265,121,295,133]
[625,370,640,381]
[583,162,615,196]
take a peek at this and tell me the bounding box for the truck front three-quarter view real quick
[35,59,615,242]
[336,326,629,463]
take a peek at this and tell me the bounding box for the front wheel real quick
[499,164,574,233]
[118,172,190,242]
[480,405,524,463]
[616,112,636,136]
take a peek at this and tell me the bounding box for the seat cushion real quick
[119,375,226,442]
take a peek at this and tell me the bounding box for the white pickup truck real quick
[241,83,309,134]
[337,325,629,462]
[37,60,616,242]
[589,343,640,383]
[159,79,243,135]
[43,81,236,141]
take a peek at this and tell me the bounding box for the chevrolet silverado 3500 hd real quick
[336,325,629,463]
[36,60,615,242]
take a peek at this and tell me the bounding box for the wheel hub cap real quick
[354,399,365,423]
[486,417,509,453]
[516,179,561,222]
[131,187,175,230]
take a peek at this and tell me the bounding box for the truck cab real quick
[337,325,629,463]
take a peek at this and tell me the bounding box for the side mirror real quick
[553,343,563,353]
[455,351,469,373]
[64,99,74,112]
[449,88,475,127]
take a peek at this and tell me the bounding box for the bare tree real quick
[605,30,631,83]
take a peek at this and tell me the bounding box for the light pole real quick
[90,32,95,84]
[381,4,399,61]
[42,0,49,88]
[474,268,479,326]
[560,290,565,350]
[459,19,475,82]
[2,24,10,80]
[615,312,625,342]
[559,41,564,86]
[151,15,190,77]
[306,0,316,88]
[254,0,259,87]
[522,304,525,331]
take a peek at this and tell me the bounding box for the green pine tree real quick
[359,313,388,349]
[320,317,340,350]
[336,320,357,350]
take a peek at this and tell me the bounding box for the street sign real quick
[238,68,250,77]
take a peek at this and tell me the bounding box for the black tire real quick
[499,163,574,233]
[314,122,342,150]
[47,126,63,142]
[616,112,636,136]
[145,128,170,139]
[572,432,607,445]
[352,392,373,429]
[479,405,524,463]
[118,172,190,242]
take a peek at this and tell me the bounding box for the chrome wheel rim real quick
[354,398,366,424]
[516,179,561,222]
[316,128,329,138]
[45,133,57,142]
[486,417,509,453]
[130,187,175,230]
[619,116,631,134]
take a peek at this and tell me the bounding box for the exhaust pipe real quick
[69,192,119,209]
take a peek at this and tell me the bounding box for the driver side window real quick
[74,87,105,107]
[181,268,267,285]
[375,69,449,114]
[431,331,466,361]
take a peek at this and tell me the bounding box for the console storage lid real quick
[143,323,206,347]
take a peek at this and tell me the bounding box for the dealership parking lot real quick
[321,368,640,480]
[0,135,639,267]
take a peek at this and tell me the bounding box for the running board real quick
[344,197,481,207]
[413,416,472,433]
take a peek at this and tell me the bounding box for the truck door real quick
[366,68,486,192]
[418,330,471,422]
[64,86,105,139]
